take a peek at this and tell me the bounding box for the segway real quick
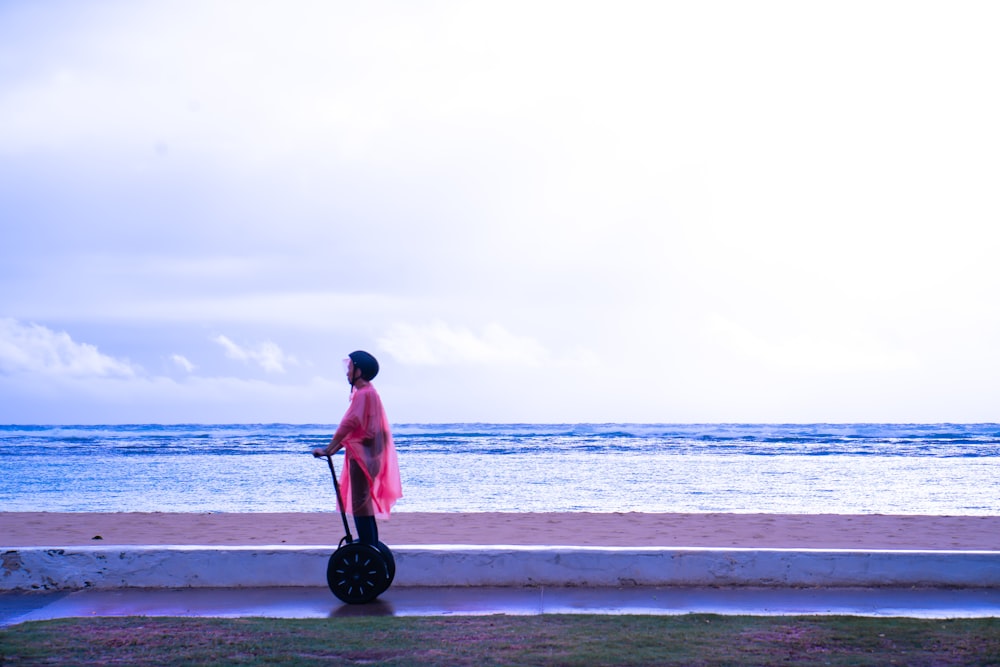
[320,454,395,604]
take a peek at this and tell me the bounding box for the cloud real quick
[0,370,344,424]
[170,354,196,373]
[378,321,551,366]
[707,314,918,374]
[211,334,297,374]
[0,320,346,423]
[0,318,137,378]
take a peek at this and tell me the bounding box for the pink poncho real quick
[331,384,402,519]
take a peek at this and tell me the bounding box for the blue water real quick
[1,423,998,515]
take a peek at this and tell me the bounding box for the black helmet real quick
[348,350,379,381]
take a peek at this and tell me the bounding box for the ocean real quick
[1,423,997,515]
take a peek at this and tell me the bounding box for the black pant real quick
[354,515,378,545]
[348,459,379,545]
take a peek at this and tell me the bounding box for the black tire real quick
[374,541,396,593]
[327,543,390,604]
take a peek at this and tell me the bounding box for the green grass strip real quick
[2,614,999,666]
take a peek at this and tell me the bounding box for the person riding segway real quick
[313,350,402,604]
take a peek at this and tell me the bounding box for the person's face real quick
[345,359,357,385]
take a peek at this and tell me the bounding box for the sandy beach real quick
[3,512,998,550]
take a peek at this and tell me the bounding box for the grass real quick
[2,614,999,666]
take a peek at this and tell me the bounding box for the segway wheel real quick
[374,541,396,593]
[327,543,390,604]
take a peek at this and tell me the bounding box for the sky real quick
[2,1,999,424]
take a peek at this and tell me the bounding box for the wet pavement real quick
[3,585,1000,627]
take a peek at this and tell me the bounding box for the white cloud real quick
[707,314,918,374]
[0,371,344,424]
[5,288,418,332]
[212,334,297,374]
[378,321,551,366]
[170,354,196,373]
[0,318,137,378]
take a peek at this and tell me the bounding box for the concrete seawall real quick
[4,545,999,592]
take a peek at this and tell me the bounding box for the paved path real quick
[4,586,1000,627]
